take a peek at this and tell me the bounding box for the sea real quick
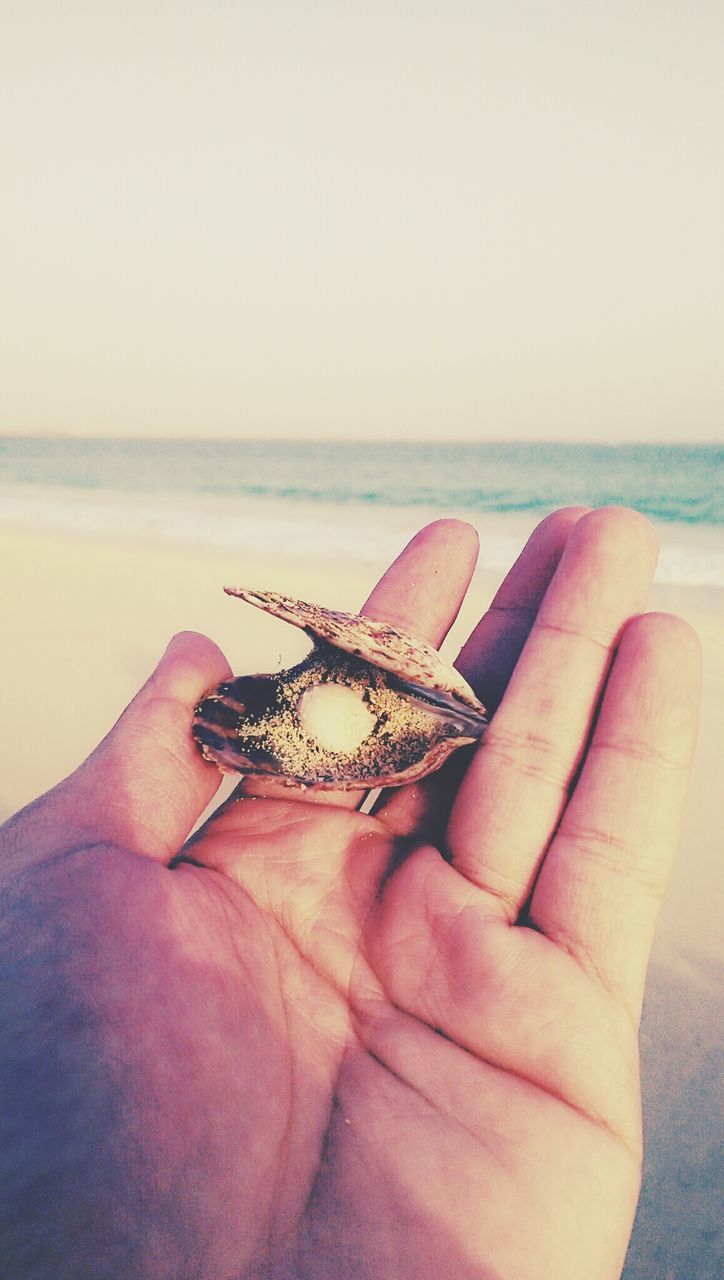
[1,437,722,588]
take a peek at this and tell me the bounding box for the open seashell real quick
[192,588,488,790]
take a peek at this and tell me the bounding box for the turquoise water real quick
[1,438,721,524]
[1,438,722,585]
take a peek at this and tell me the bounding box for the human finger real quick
[447,507,659,919]
[456,506,590,708]
[0,632,232,869]
[528,611,702,1020]
[235,518,480,810]
[373,507,588,841]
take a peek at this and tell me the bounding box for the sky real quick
[1,1,722,443]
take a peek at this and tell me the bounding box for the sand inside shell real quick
[237,651,438,784]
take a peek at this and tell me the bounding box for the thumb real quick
[0,632,231,870]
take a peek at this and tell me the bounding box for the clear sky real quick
[1,1,722,442]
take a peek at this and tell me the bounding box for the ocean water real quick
[1,438,722,586]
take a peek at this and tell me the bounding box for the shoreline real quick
[1,483,723,589]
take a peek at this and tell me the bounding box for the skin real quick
[0,507,701,1280]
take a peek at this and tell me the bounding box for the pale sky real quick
[1,1,722,442]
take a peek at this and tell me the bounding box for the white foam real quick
[1,483,722,589]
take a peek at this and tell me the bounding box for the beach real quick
[1,518,722,1278]
[4,0,722,1262]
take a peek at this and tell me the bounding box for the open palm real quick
[0,508,700,1280]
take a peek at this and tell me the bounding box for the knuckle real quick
[534,614,614,650]
[559,820,668,899]
[590,734,687,772]
[483,721,574,791]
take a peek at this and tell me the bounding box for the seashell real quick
[192,588,488,790]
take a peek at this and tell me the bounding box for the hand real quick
[0,508,701,1280]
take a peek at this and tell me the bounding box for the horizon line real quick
[1,433,721,448]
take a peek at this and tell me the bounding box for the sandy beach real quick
[1,523,721,1278]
